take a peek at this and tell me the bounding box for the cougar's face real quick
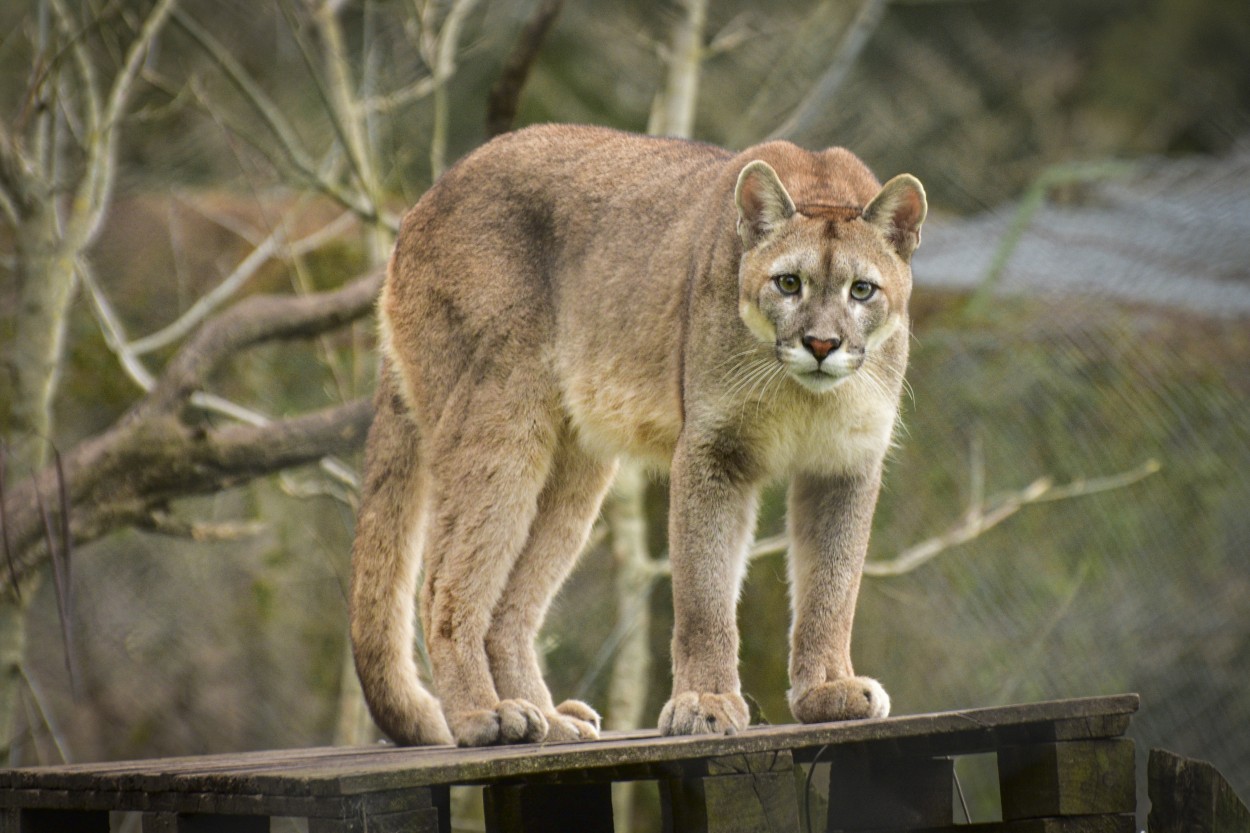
[738,216,911,394]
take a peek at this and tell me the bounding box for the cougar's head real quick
[734,158,926,394]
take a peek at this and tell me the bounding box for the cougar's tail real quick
[349,360,453,746]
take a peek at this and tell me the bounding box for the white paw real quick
[790,676,890,723]
[658,691,749,736]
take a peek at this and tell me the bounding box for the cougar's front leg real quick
[786,469,890,723]
[659,433,759,736]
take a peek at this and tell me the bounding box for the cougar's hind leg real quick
[486,427,617,742]
[420,366,562,747]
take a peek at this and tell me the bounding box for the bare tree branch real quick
[746,459,1162,576]
[76,0,178,247]
[130,211,358,355]
[770,0,890,141]
[659,0,708,139]
[0,395,372,594]
[485,0,565,138]
[143,269,381,415]
[170,7,388,227]
[429,0,482,178]
[0,263,382,593]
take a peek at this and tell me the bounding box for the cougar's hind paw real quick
[446,709,503,747]
[447,699,549,746]
[556,699,601,731]
[543,699,602,742]
[658,691,749,736]
[791,676,891,723]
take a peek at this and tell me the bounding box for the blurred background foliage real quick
[0,0,1247,829]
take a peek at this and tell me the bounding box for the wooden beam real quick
[483,781,613,833]
[1148,748,1250,833]
[998,739,1136,821]
[661,750,800,833]
[824,747,954,831]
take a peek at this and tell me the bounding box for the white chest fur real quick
[755,371,900,479]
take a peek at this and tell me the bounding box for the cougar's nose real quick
[802,335,841,361]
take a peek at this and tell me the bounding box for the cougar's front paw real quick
[543,699,602,743]
[791,677,890,723]
[658,691,749,736]
[447,699,549,746]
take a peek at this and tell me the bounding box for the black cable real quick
[803,744,831,833]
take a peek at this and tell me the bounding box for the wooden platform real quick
[0,694,1142,832]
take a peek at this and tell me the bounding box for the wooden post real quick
[998,738,1136,821]
[140,814,268,832]
[823,745,954,831]
[0,810,109,832]
[661,750,801,833]
[306,786,448,833]
[1148,748,1250,833]
[482,781,613,833]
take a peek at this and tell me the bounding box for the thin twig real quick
[770,0,890,140]
[0,445,20,600]
[130,210,357,355]
[18,667,71,764]
[79,262,156,392]
[746,458,1162,576]
[429,0,482,178]
[171,7,384,225]
[141,510,266,542]
[33,471,78,698]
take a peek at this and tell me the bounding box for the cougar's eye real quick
[850,280,877,302]
[774,274,802,295]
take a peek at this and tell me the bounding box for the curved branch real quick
[0,397,372,592]
[144,268,382,414]
[0,264,384,592]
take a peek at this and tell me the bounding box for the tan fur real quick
[349,124,926,746]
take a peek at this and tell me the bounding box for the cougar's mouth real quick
[793,366,853,393]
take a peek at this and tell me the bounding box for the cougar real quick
[350,124,926,746]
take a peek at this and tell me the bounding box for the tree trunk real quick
[6,205,78,474]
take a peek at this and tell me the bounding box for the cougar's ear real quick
[863,174,927,262]
[735,160,796,248]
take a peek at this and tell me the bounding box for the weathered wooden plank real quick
[0,694,1137,802]
[0,784,441,822]
[0,694,1141,828]
[282,695,1142,798]
[1147,748,1250,833]
[660,750,800,833]
[482,781,613,833]
[999,739,1136,820]
[825,747,953,831]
